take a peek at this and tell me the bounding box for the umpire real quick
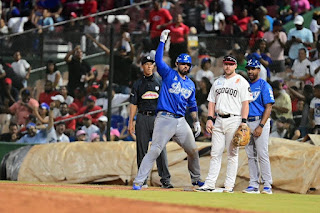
[128,56,173,188]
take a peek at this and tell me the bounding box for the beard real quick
[178,69,188,76]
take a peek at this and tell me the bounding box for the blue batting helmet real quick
[176,53,192,64]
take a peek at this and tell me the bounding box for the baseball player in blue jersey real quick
[242,59,274,194]
[132,29,204,190]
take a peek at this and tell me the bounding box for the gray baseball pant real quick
[246,119,273,188]
[134,112,202,184]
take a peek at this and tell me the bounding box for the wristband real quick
[259,123,264,128]
[207,116,216,123]
[242,118,247,123]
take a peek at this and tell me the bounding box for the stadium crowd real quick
[0,0,320,143]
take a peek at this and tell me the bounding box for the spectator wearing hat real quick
[80,114,99,142]
[11,51,31,88]
[0,77,19,108]
[6,89,39,126]
[51,94,65,118]
[7,9,29,34]
[167,14,190,67]
[90,132,100,142]
[32,102,50,125]
[77,95,103,124]
[76,130,87,141]
[39,80,59,105]
[248,20,264,49]
[263,20,287,73]
[55,102,76,136]
[286,15,313,62]
[64,46,91,96]
[97,115,108,141]
[271,80,293,120]
[68,103,79,116]
[195,57,214,85]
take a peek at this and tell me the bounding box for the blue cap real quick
[40,103,50,111]
[26,122,36,129]
[246,59,261,69]
[201,57,211,65]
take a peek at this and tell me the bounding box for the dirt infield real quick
[0,182,251,213]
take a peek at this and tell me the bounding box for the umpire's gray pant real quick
[246,119,273,188]
[134,112,202,185]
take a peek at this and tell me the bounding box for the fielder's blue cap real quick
[246,59,261,69]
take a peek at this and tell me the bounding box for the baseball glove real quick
[232,125,251,147]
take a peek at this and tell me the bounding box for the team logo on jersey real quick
[269,88,274,100]
[215,87,238,97]
[142,91,159,99]
[174,76,178,81]
[236,78,240,84]
[169,82,192,99]
[252,91,260,101]
[155,86,160,91]
[248,87,251,92]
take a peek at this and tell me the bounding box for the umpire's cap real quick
[141,56,154,65]
[246,59,261,69]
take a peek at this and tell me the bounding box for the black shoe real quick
[161,182,174,189]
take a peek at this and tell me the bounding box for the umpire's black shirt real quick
[130,74,161,112]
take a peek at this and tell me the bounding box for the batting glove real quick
[160,29,170,43]
[194,121,201,138]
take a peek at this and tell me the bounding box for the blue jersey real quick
[155,42,197,116]
[249,78,275,117]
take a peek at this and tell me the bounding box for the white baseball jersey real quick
[207,74,253,115]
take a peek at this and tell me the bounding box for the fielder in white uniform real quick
[196,55,253,193]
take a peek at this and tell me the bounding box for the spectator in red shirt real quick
[231,7,252,36]
[77,95,103,124]
[38,80,59,105]
[149,0,172,49]
[167,14,190,67]
[249,20,264,49]
[83,0,98,16]
[55,102,76,136]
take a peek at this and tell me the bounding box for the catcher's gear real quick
[232,125,251,147]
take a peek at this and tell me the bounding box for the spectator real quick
[0,78,19,108]
[232,47,248,78]
[271,80,293,119]
[7,89,39,126]
[0,122,20,142]
[76,130,87,141]
[288,48,312,87]
[11,51,31,88]
[310,11,320,42]
[248,20,264,49]
[51,94,65,118]
[84,17,100,53]
[59,86,74,105]
[77,95,103,124]
[0,58,24,91]
[291,0,310,15]
[7,9,29,33]
[64,12,81,48]
[80,114,99,142]
[256,6,270,32]
[68,102,79,116]
[47,103,70,143]
[270,116,288,138]
[90,132,100,142]
[203,1,225,34]
[83,0,98,16]
[46,60,63,90]
[293,99,304,128]
[231,7,252,36]
[167,14,189,67]
[37,9,55,32]
[149,0,172,49]
[55,102,76,135]
[263,20,287,73]
[32,102,50,125]
[195,58,214,85]
[309,84,320,134]
[278,0,293,24]
[97,115,108,141]
[182,0,204,33]
[39,80,59,105]
[219,0,233,17]
[284,118,301,140]
[0,18,9,35]
[64,46,91,96]
[286,15,313,62]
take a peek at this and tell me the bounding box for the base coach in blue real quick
[243,59,274,194]
[128,56,172,188]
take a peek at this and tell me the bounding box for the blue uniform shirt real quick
[155,42,197,116]
[249,78,275,117]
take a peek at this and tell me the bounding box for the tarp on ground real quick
[13,138,320,194]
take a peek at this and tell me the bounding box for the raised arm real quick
[155,30,171,77]
[86,34,110,55]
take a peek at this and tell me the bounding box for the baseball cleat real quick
[132,183,142,190]
[223,187,234,193]
[261,187,273,194]
[195,185,216,192]
[192,180,205,187]
[142,184,148,189]
[161,182,174,189]
[242,186,260,194]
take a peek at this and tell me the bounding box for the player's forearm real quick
[207,102,215,117]
[260,103,273,125]
[190,111,199,122]
[241,100,249,119]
